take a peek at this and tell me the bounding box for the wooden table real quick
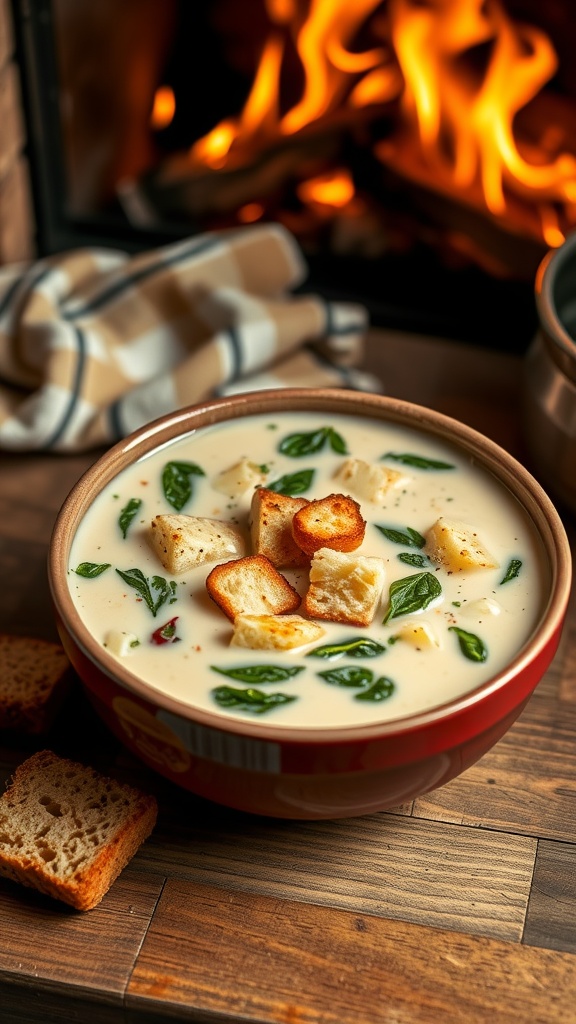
[1,330,575,1024]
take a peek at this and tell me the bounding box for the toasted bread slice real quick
[304,547,386,627]
[424,517,498,572]
[292,493,366,556]
[0,750,157,911]
[206,554,301,621]
[231,613,326,650]
[250,488,310,568]
[334,458,409,503]
[0,634,71,735]
[150,514,245,574]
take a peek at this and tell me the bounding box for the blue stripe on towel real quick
[42,326,87,450]
[62,235,222,320]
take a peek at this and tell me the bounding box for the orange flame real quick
[150,86,176,130]
[186,0,576,247]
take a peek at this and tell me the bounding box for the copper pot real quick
[523,233,576,516]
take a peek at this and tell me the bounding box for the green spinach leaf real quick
[162,460,205,511]
[448,626,488,662]
[307,637,386,660]
[381,452,455,470]
[375,525,426,548]
[267,469,315,495]
[74,562,111,578]
[211,665,304,684]
[211,685,297,714]
[116,568,177,617]
[118,497,142,538]
[355,676,395,702]
[278,426,348,458]
[383,571,442,623]
[500,558,522,584]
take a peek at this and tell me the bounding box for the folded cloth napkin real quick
[0,223,379,452]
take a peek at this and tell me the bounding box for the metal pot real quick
[523,233,576,516]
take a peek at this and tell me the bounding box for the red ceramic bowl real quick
[48,389,571,819]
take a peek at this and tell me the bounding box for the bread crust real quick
[0,634,71,734]
[250,488,310,568]
[0,750,157,911]
[291,493,366,556]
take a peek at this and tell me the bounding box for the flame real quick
[185,0,576,248]
[150,86,176,130]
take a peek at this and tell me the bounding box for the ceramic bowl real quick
[48,389,571,819]
[524,231,576,516]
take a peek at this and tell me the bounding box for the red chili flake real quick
[151,616,180,645]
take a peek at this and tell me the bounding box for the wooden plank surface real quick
[1,329,575,1023]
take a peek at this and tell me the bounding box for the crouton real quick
[150,514,245,574]
[292,493,366,556]
[304,547,386,627]
[334,458,409,503]
[206,554,301,621]
[250,488,310,568]
[213,457,267,498]
[424,517,498,572]
[231,614,326,650]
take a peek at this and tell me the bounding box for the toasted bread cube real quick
[150,514,245,574]
[423,517,498,572]
[292,493,366,557]
[250,488,310,568]
[304,547,386,627]
[334,458,409,503]
[396,620,440,649]
[206,554,301,621]
[213,457,266,497]
[231,614,326,651]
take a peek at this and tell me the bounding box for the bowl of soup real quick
[48,388,571,819]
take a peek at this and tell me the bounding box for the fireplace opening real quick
[12,0,576,351]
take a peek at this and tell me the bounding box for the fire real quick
[184,0,576,249]
[150,86,176,130]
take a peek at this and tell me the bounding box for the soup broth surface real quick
[68,411,547,728]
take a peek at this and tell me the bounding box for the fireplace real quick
[10,0,576,350]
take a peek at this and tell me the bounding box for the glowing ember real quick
[183,0,576,248]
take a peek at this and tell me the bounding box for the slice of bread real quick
[0,750,158,911]
[0,634,71,734]
[250,488,310,568]
[304,547,386,627]
[150,514,245,574]
[291,493,366,557]
[231,613,326,650]
[206,554,301,621]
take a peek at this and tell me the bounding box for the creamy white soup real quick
[68,411,547,728]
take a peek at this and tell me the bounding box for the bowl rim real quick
[49,387,572,746]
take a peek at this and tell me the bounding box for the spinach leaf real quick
[211,665,304,684]
[383,572,442,623]
[355,677,395,702]
[381,452,455,470]
[74,562,111,578]
[116,568,177,617]
[398,552,429,568]
[307,637,386,660]
[267,469,315,496]
[317,666,374,688]
[118,497,142,538]
[500,558,522,584]
[211,685,297,714]
[448,626,488,662]
[162,460,205,511]
[375,525,426,548]
[278,426,348,458]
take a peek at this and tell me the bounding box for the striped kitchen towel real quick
[0,223,378,452]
